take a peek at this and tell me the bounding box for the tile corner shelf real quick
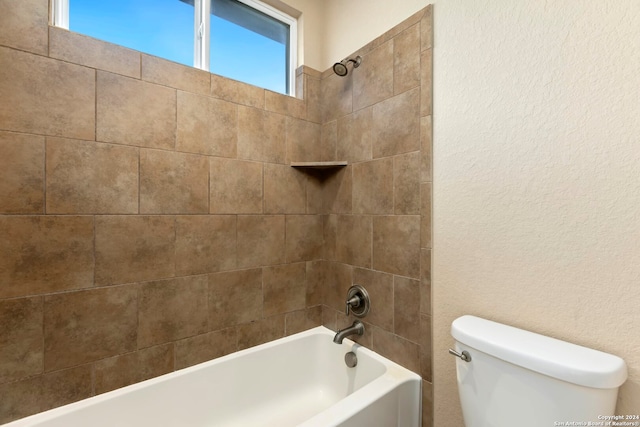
[290,161,348,170]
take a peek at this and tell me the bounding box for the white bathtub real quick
[4,326,421,427]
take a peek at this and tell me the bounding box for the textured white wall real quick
[432,1,640,425]
[313,0,430,71]
[281,0,431,72]
[283,0,432,71]
[277,0,325,70]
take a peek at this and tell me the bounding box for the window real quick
[209,0,292,94]
[51,0,297,95]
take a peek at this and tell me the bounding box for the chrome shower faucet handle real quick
[344,285,370,318]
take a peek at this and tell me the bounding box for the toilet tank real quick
[451,315,627,427]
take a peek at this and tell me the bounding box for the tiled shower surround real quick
[0,1,432,426]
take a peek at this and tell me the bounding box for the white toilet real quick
[450,315,627,427]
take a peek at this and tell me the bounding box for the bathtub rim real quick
[3,325,422,427]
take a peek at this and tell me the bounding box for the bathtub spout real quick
[333,320,365,344]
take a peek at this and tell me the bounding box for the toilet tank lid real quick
[451,315,627,389]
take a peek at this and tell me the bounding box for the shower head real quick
[332,56,362,77]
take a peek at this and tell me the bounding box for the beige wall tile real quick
[49,28,140,78]
[175,328,237,370]
[0,373,41,424]
[337,107,373,163]
[421,48,433,117]
[131,343,175,384]
[420,314,432,382]
[394,24,421,95]
[421,182,432,248]
[321,305,338,331]
[297,66,322,79]
[372,327,420,373]
[46,138,139,214]
[237,215,285,268]
[336,215,372,268]
[142,54,209,95]
[0,297,43,385]
[421,116,432,182]
[285,215,324,263]
[44,286,137,371]
[0,132,44,214]
[264,163,307,214]
[265,90,306,120]
[237,315,285,350]
[353,158,394,214]
[394,151,421,215]
[305,173,325,215]
[263,111,287,164]
[176,215,237,276]
[353,40,394,111]
[324,262,353,312]
[394,276,420,343]
[285,306,322,336]
[210,158,263,214]
[263,263,307,317]
[0,0,48,55]
[321,73,353,123]
[286,117,321,163]
[0,365,92,425]
[296,70,305,102]
[0,3,433,416]
[372,87,420,158]
[421,5,433,51]
[94,344,173,394]
[323,166,353,214]
[353,268,393,331]
[208,269,263,330]
[140,149,209,214]
[97,71,175,149]
[421,249,432,316]
[0,47,95,140]
[176,91,237,157]
[323,215,338,261]
[211,73,265,108]
[0,216,94,299]
[306,260,326,307]
[237,106,264,161]
[321,120,337,162]
[304,75,322,124]
[227,107,286,163]
[373,215,420,278]
[95,216,175,286]
[40,365,93,418]
[422,380,433,427]
[138,276,209,348]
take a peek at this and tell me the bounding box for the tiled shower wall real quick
[0,0,326,423]
[317,6,433,426]
[0,1,432,425]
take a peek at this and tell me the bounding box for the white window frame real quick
[50,0,68,29]
[51,0,298,95]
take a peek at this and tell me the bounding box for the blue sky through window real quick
[210,14,287,94]
[69,0,287,93]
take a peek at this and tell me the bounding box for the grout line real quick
[94,69,98,141]
[137,149,141,214]
[40,296,46,376]
[43,138,47,214]
[92,215,96,287]
[90,362,96,396]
